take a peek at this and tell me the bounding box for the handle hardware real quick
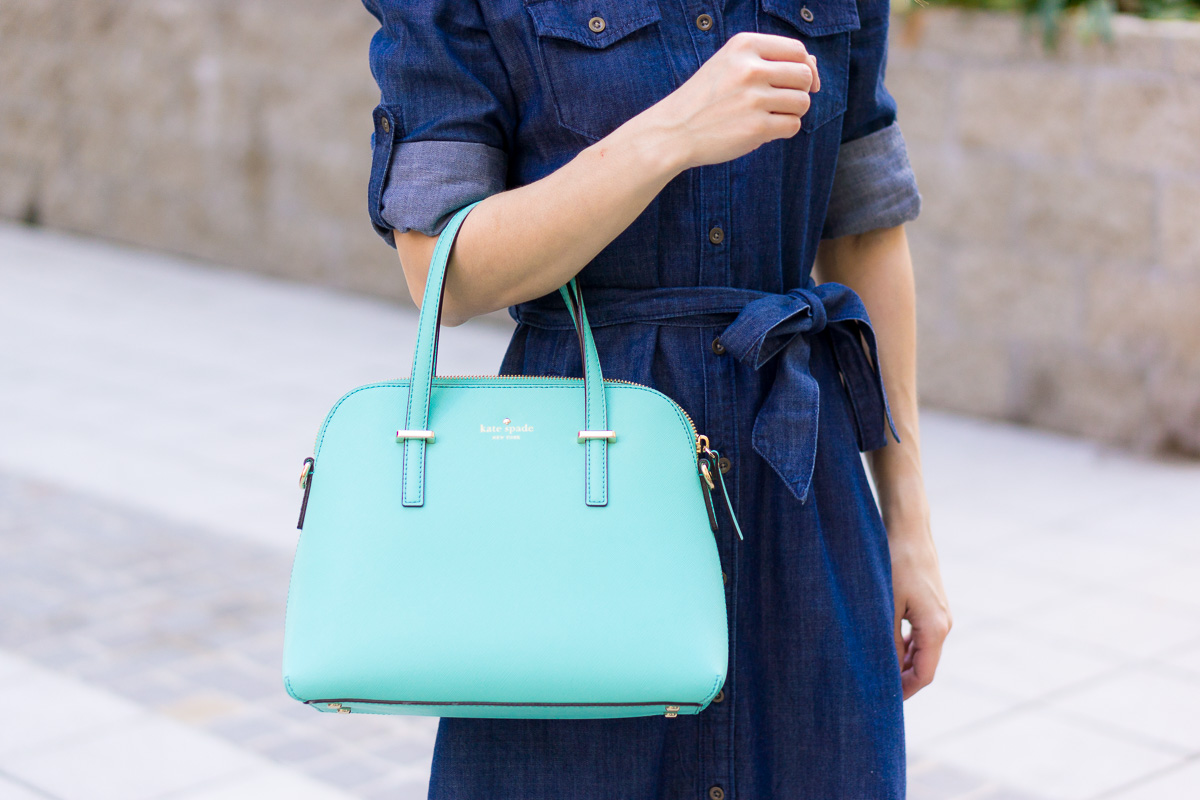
[578,430,616,443]
[396,430,436,443]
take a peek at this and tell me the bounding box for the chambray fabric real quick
[822,122,921,239]
[360,0,916,797]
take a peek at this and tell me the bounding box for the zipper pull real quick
[297,457,315,530]
[701,445,743,541]
[698,455,719,532]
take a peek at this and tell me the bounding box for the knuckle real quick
[741,58,769,82]
[730,30,756,49]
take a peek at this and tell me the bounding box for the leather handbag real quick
[282,200,736,719]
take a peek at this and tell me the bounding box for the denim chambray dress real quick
[362,0,922,796]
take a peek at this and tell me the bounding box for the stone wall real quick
[890,9,1200,455]
[1,2,1198,454]
[0,0,404,298]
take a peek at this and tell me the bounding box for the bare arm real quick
[394,32,821,326]
[815,225,952,699]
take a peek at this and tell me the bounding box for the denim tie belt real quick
[512,278,899,505]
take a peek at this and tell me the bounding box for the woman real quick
[362,0,951,796]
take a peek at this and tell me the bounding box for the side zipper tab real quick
[297,457,315,530]
[698,455,719,532]
[702,447,744,541]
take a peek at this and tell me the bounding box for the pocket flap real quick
[761,0,860,36]
[526,0,663,49]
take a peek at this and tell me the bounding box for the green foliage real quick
[915,0,1200,50]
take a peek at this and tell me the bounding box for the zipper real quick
[311,374,702,458]
[300,376,715,533]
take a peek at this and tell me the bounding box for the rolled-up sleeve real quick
[821,0,921,240]
[362,0,516,247]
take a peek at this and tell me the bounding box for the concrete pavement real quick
[1,222,1198,799]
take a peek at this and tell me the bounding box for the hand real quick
[643,31,820,171]
[888,512,952,699]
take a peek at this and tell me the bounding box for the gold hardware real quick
[327,703,341,709]
[665,705,680,718]
[696,434,709,455]
[699,461,715,490]
[395,429,436,443]
[300,459,314,489]
[577,430,617,443]
[337,707,351,713]
[503,418,511,425]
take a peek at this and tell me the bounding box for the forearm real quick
[814,225,929,533]
[395,113,687,326]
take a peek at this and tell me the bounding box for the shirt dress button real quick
[708,225,724,244]
[708,787,726,800]
[721,571,727,585]
[380,117,390,133]
[713,689,725,703]
[718,456,731,474]
[696,13,713,31]
[588,16,606,33]
[711,337,726,355]
[800,6,815,22]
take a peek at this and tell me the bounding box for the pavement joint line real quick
[0,767,62,800]
[4,223,1200,800]
[1090,751,1200,799]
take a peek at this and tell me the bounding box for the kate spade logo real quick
[481,417,533,440]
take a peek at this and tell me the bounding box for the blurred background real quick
[1,2,1198,799]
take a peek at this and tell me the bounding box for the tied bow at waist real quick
[511,278,900,505]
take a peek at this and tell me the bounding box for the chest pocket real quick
[759,0,860,135]
[525,0,676,143]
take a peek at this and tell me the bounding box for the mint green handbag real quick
[282,200,733,719]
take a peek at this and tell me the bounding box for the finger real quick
[760,59,816,92]
[752,31,810,63]
[900,624,947,699]
[808,54,820,93]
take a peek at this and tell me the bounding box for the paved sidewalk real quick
[1,223,1198,799]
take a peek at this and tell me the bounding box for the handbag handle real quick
[398,200,611,508]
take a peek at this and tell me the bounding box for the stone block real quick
[959,67,1085,159]
[917,332,1013,419]
[1013,345,1150,446]
[1015,166,1155,262]
[1091,76,1200,172]
[908,148,1019,246]
[0,101,62,165]
[897,8,1029,63]
[947,243,1080,345]
[886,60,953,146]
[1058,15,1172,72]
[1146,358,1200,455]
[1175,28,1200,76]
[1163,179,1200,281]
[39,169,113,234]
[1083,264,1200,366]
[0,156,40,222]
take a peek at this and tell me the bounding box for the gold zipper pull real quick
[696,434,709,455]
